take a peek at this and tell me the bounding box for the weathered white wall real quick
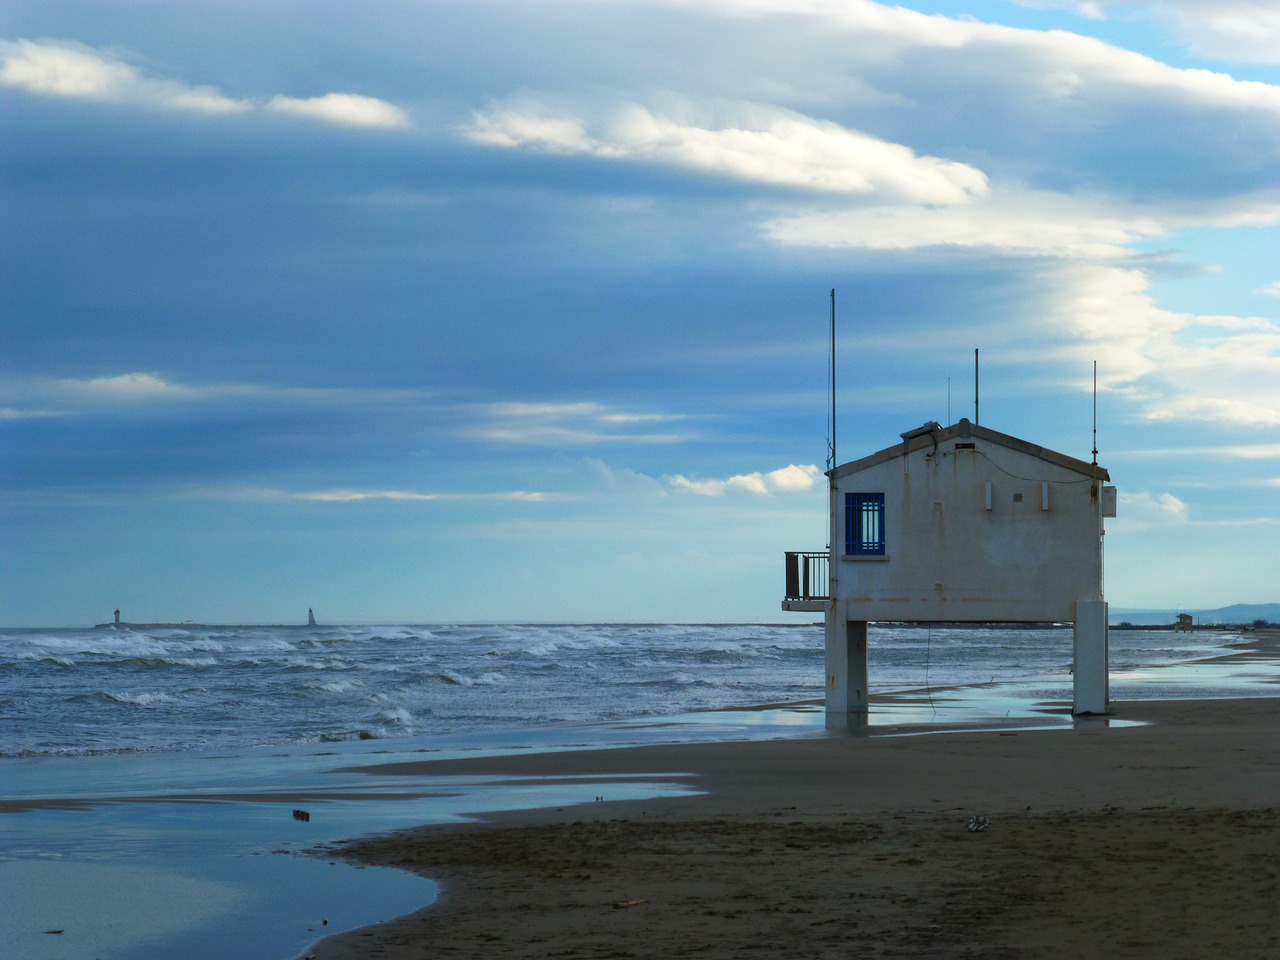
[1073,599,1109,713]
[831,428,1105,622]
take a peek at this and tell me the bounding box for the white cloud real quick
[1,372,235,413]
[1189,516,1280,528]
[1142,399,1280,427]
[268,487,552,503]
[766,190,1167,257]
[1021,1,1280,65]
[1122,443,1280,460]
[1118,490,1190,524]
[0,39,409,129]
[1166,2,1280,64]
[1175,477,1280,490]
[1047,264,1189,378]
[267,93,410,129]
[0,38,247,113]
[1024,264,1280,428]
[679,0,1280,107]
[668,463,824,496]
[54,483,558,506]
[3,375,704,452]
[1013,1,1107,18]
[0,372,421,417]
[72,372,204,401]
[768,188,1280,262]
[655,0,1280,259]
[584,459,670,497]
[1255,282,1280,298]
[476,401,695,445]
[465,98,989,204]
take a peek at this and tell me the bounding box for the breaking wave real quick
[91,690,178,706]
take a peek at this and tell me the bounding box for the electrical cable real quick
[925,625,936,716]
[974,449,1095,485]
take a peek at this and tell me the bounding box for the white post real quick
[1073,599,1109,714]
[826,611,869,726]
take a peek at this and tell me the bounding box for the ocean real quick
[1,622,1270,960]
[0,621,1246,757]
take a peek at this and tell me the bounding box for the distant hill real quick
[1111,602,1280,627]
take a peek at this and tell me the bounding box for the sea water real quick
[0,622,1269,960]
[0,621,1245,757]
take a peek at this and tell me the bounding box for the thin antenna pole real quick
[974,348,980,425]
[1092,360,1098,467]
[830,288,837,471]
[947,377,951,426]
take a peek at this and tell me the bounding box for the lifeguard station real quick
[784,418,1116,722]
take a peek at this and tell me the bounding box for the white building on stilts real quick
[783,418,1116,723]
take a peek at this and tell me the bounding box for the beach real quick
[3,625,1277,960]
[308,639,1280,959]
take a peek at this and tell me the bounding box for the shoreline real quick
[4,630,1276,960]
[302,640,1280,960]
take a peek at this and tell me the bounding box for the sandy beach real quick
[6,628,1276,960]
[305,638,1280,960]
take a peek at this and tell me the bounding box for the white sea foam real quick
[290,656,355,670]
[312,679,362,694]
[175,657,218,668]
[521,642,561,656]
[100,690,176,706]
[436,670,505,686]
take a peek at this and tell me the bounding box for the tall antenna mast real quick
[830,288,837,471]
[974,348,980,425]
[1092,360,1098,467]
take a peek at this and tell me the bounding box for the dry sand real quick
[306,635,1280,959]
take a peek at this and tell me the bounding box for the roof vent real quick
[900,421,943,442]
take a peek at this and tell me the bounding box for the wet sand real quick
[306,683,1280,959]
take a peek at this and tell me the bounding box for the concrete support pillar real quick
[826,610,868,725]
[1073,599,1109,715]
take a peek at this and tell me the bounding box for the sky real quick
[1,0,1277,626]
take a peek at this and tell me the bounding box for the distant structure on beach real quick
[1175,613,1194,632]
[783,418,1116,722]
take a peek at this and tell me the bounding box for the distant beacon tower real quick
[783,419,1117,722]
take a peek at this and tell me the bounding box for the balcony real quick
[783,551,829,612]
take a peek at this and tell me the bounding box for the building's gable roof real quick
[830,418,1110,482]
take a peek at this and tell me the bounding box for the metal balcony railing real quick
[784,551,829,601]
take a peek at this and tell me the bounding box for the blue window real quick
[846,493,885,555]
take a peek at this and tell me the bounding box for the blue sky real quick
[2,0,1277,625]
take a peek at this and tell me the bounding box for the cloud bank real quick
[0,38,409,128]
[1019,0,1280,64]
[466,98,989,203]
[668,464,824,496]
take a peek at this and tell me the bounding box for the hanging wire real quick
[976,449,1093,484]
[925,625,936,716]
